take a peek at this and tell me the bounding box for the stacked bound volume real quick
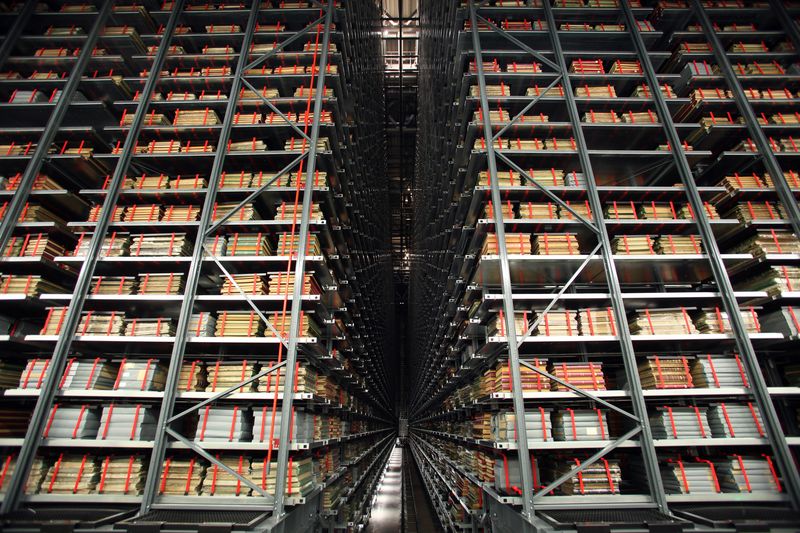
[707,403,765,438]
[549,363,606,391]
[650,406,711,439]
[662,459,721,494]
[552,409,610,441]
[552,459,621,495]
[97,405,157,440]
[96,456,147,495]
[629,309,699,335]
[195,407,252,442]
[638,356,694,389]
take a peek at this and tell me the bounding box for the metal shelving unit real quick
[0,1,395,532]
[410,0,800,531]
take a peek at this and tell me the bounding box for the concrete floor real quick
[364,446,403,533]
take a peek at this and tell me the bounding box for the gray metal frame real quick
[460,1,669,522]
[541,0,669,511]
[467,3,536,525]
[689,0,800,237]
[0,0,187,514]
[0,1,114,255]
[139,0,336,520]
[621,2,800,509]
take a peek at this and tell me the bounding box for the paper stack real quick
[130,233,192,256]
[212,202,260,222]
[90,276,136,295]
[77,312,126,336]
[662,459,721,494]
[609,60,642,74]
[641,203,678,220]
[267,273,320,295]
[137,272,184,294]
[97,404,156,440]
[731,230,800,255]
[621,110,659,123]
[39,454,100,494]
[205,360,257,393]
[612,235,656,255]
[173,109,221,126]
[482,232,531,255]
[550,362,606,391]
[162,205,201,221]
[629,309,699,335]
[559,201,593,220]
[171,175,208,189]
[0,274,62,296]
[655,235,702,254]
[225,233,273,256]
[554,459,621,495]
[195,406,252,442]
[492,453,542,494]
[252,408,314,444]
[692,355,749,388]
[178,360,207,392]
[219,172,253,188]
[533,310,578,336]
[187,312,217,337]
[493,358,549,393]
[717,456,782,493]
[273,202,323,221]
[124,175,171,189]
[605,202,638,220]
[694,307,760,334]
[124,317,176,336]
[255,363,316,394]
[263,312,320,338]
[43,405,100,439]
[638,356,694,389]
[650,406,711,439]
[469,85,511,97]
[276,233,322,255]
[200,456,251,496]
[582,110,619,123]
[708,403,765,438]
[727,201,785,223]
[518,202,557,219]
[250,456,316,497]
[122,111,169,126]
[532,233,579,254]
[221,273,268,295]
[284,137,330,151]
[96,455,147,495]
[486,311,529,337]
[491,409,552,442]
[677,202,720,220]
[114,360,167,391]
[552,409,610,440]
[61,358,116,390]
[24,457,49,494]
[6,233,66,259]
[737,265,800,297]
[215,311,265,337]
[229,139,267,152]
[575,85,617,98]
[577,308,616,336]
[159,458,204,495]
[477,170,518,187]
[483,201,515,220]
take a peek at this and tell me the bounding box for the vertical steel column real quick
[0,0,35,70]
[0,0,185,514]
[468,2,536,525]
[139,0,261,513]
[0,1,113,255]
[770,0,800,60]
[685,0,800,508]
[690,0,800,237]
[272,0,334,520]
[540,0,668,511]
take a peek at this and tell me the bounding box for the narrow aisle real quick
[365,446,403,533]
[407,446,440,532]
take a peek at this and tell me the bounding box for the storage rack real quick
[410,0,800,531]
[0,1,396,532]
